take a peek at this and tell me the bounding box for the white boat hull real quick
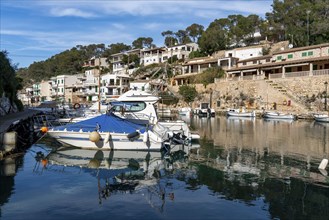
[227,110,255,117]
[263,112,295,120]
[47,130,164,151]
[314,114,329,123]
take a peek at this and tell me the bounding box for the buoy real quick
[40,126,48,133]
[73,103,81,109]
[318,159,328,170]
[89,131,101,142]
[41,159,48,167]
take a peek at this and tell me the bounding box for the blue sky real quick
[1,0,273,68]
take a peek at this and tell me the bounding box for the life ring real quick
[73,103,81,109]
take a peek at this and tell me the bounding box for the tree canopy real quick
[0,51,23,110]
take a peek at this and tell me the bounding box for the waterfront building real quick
[226,43,329,80]
[48,75,80,103]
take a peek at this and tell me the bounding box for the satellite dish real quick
[288,44,293,49]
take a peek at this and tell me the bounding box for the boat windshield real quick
[110,101,146,112]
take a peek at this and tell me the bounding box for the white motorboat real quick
[178,107,192,116]
[194,102,215,117]
[263,111,295,120]
[313,114,329,123]
[226,108,256,117]
[109,90,200,143]
[46,113,169,151]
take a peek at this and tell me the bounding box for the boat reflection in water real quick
[33,144,199,207]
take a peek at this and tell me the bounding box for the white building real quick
[140,47,166,66]
[100,73,131,101]
[129,80,151,92]
[162,42,199,62]
[110,49,140,75]
[48,75,80,103]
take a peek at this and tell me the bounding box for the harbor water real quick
[1,116,328,220]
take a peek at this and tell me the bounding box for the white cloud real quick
[49,8,97,18]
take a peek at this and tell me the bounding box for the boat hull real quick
[263,112,295,120]
[227,111,255,117]
[47,130,164,151]
[314,114,329,123]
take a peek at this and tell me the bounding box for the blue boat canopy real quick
[53,113,147,133]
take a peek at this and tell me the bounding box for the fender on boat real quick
[104,132,111,143]
[127,131,140,141]
[143,131,149,143]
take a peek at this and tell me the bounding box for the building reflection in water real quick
[190,116,329,219]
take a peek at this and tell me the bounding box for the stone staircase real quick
[265,80,310,113]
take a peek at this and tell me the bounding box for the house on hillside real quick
[100,73,131,100]
[226,43,329,80]
[140,47,166,66]
[171,41,291,85]
[162,42,199,62]
[48,75,81,103]
[110,49,140,75]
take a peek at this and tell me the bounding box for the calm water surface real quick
[1,116,328,220]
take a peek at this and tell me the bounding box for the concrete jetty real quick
[0,109,42,157]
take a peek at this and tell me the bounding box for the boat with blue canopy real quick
[46,112,168,151]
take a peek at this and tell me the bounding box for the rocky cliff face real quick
[0,95,18,116]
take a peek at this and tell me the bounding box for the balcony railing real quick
[285,71,309,78]
[313,69,329,76]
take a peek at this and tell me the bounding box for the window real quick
[266,58,271,62]
[308,51,313,56]
[61,79,64,84]
[277,56,282,60]
[61,88,64,92]
[253,60,257,64]
[286,67,292,72]
[313,64,317,70]
[288,54,293,59]
[302,52,307,57]
[243,62,246,65]
[95,86,98,92]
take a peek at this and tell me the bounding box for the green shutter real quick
[302,52,307,57]
[308,51,313,56]
[288,54,293,59]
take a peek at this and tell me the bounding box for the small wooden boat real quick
[226,108,256,117]
[263,111,295,120]
[313,114,329,123]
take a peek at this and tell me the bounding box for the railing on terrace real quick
[269,73,282,79]
[242,75,254,80]
[285,71,309,78]
[313,69,329,76]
